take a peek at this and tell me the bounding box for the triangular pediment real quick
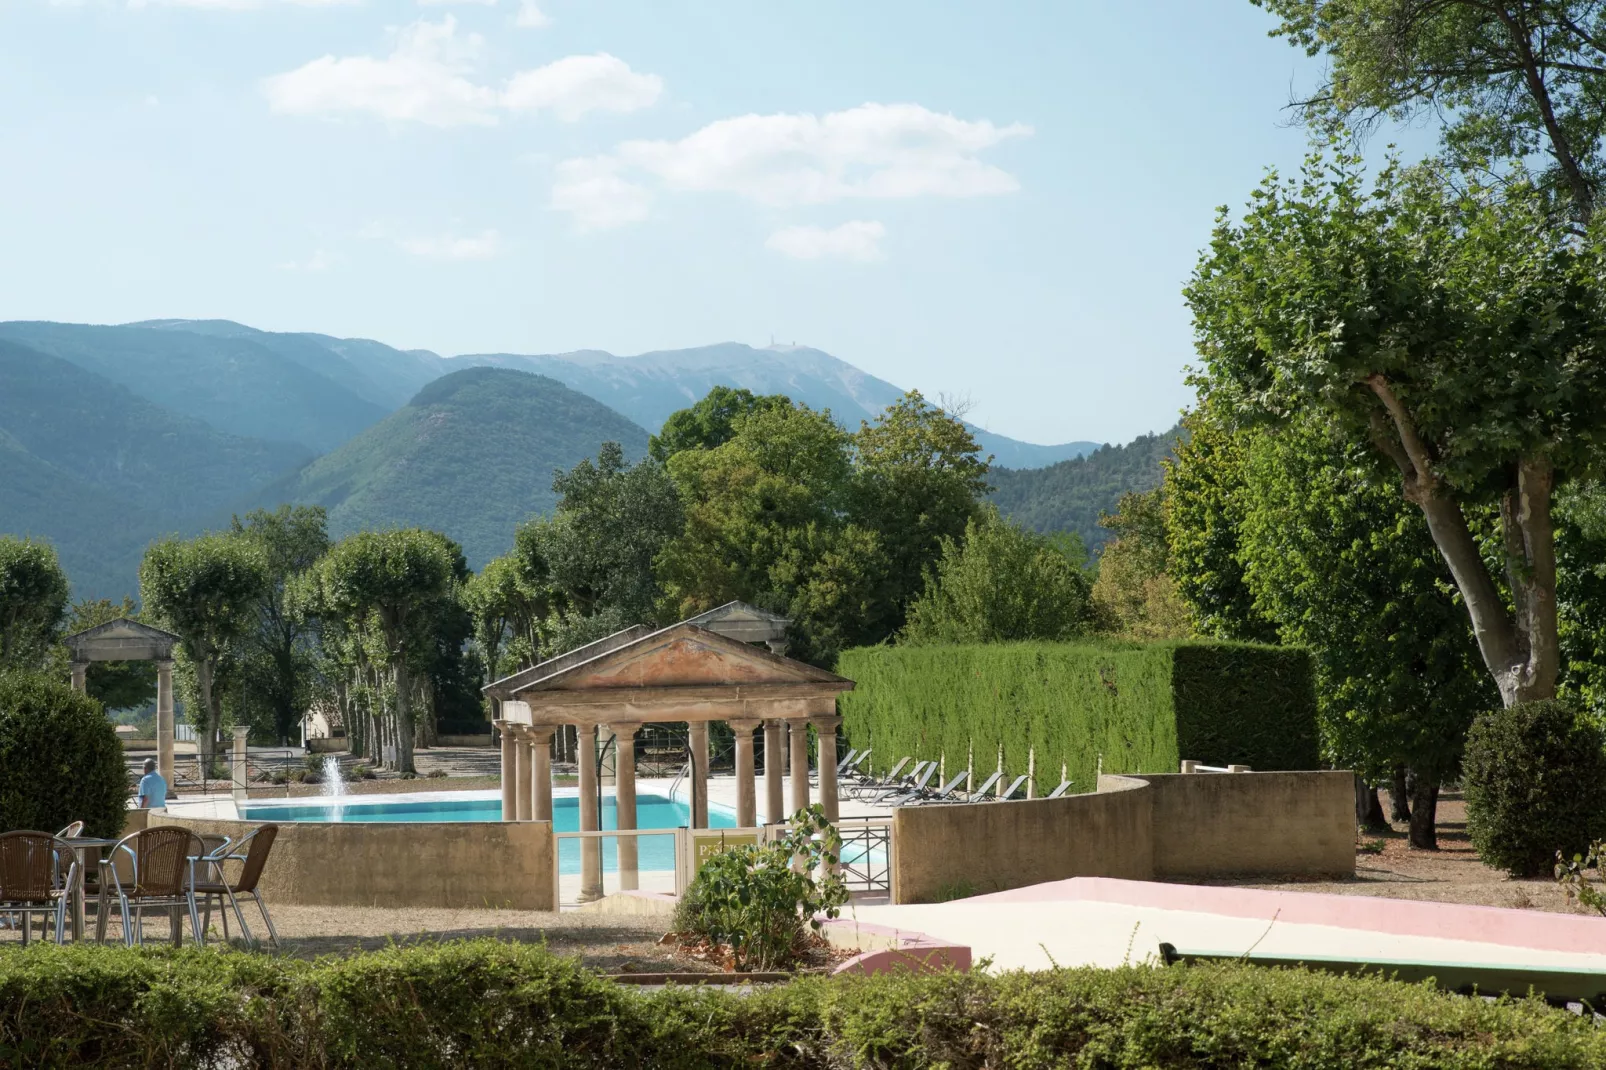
[63,618,181,661]
[511,623,848,695]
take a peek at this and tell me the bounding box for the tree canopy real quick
[0,537,69,673]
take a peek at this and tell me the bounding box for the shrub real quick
[838,640,1318,794]
[1464,699,1606,877]
[673,806,848,971]
[3,942,1606,1068]
[0,672,127,837]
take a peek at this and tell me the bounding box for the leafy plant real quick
[673,805,848,971]
[1556,841,1606,916]
[1463,700,1606,877]
[0,672,128,837]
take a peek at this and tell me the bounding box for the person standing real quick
[136,758,167,809]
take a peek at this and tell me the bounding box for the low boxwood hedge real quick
[2,940,1603,1068]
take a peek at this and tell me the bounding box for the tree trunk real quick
[1407,772,1439,851]
[1355,776,1388,833]
[1390,766,1411,823]
[395,663,416,774]
[197,657,219,767]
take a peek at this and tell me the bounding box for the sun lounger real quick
[1046,779,1074,799]
[848,756,911,800]
[966,771,1003,800]
[996,774,1029,801]
[904,770,971,805]
[881,763,941,804]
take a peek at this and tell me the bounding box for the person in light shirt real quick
[136,758,167,809]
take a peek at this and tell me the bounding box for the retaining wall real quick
[154,814,555,911]
[890,770,1353,904]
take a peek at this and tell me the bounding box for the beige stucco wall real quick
[891,775,1153,903]
[154,814,555,911]
[1135,770,1355,879]
[891,771,1353,904]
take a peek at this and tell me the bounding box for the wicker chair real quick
[193,825,280,949]
[0,831,78,945]
[54,821,84,840]
[106,827,202,947]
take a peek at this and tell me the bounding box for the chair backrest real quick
[118,826,193,897]
[850,749,871,771]
[231,825,279,894]
[836,749,858,773]
[1046,779,1074,800]
[1001,775,1029,800]
[0,831,59,903]
[881,757,910,782]
[909,764,937,792]
[938,772,968,796]
[55,821,84,840]
[971,771,1002,798]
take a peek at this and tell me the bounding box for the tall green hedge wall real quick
[836,640,1319,794]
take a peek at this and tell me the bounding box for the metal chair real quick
[192,824,280,949]
[107,827,202,947]
[849,756,912,800]
[0,831,78,945]
[54,821,84,840]
[877,762,938,804]
[893,769,969,806]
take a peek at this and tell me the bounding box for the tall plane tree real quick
[1187,156,1606,707]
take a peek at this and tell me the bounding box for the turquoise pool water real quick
[240,793,734,873]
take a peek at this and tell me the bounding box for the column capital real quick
[69,660,89,673]
[606,721,642,738]
[156,658,175,671]
[809,715,843,731]
[525,725,556,744]
[727,717,763,732]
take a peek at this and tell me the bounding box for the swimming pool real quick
[240,792,734,874]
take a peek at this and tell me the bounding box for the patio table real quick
[60,836,118,943]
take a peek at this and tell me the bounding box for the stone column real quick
[514,727,533,822]
[687,721,709,829]
[498,722,516,821]
[530,727,554,822]
[788,719,810,815]
[812,716,841,822]
[729,718,761,828]
[69,661,88,693]
[231,726,250,804]
[763,720,785,823]
[156,660,175,794]
[577,725,603,902]
[612,723,640,891]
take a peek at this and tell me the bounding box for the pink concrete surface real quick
[823,918,973,977]
[969,877,1606,955]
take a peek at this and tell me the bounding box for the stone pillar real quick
[812,716,841,822]
[498,722,517,821]
[530,727,554,822]
[687,721,709,829]
[612,723,640,890]
[577,725,603,902]
[788,719,810,815]
[514,727,533,822]
[763,721,785,823]
[231,726,250,804]
[730,718,761,828]
[69,661,88,693]
[156,660,175,795]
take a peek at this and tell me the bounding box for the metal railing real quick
[833,816,892,894]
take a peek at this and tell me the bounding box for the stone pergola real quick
[64,618,181,792]
[485,607,853,901]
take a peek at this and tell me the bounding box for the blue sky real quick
[2,1,1360,445]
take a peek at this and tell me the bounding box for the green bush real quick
[1464,699,1606,877]
[0,672,127,837]
[837,640,1318,794]
[673,806,847,971]
[3,941,1606,1068]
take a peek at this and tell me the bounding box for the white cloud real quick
[280,249,334,272]
[766,221,886,262]
[550,102,1030,227]
[514,0,548,27]
[502,54,662,121]
[263,17,498,127]
[397,228,502,260]
[549,157,653,230]
[130,0,354,8]
[418,0,496,5]
[263,19,659,128]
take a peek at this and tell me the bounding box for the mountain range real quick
[0,317,1156,597]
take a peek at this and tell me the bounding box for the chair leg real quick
[187,895,203,947]
[252,893,279,950]
[20,909,30,948]
[223,886,253,947]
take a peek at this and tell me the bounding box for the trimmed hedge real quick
[0,671,128,837]
[2,941,1604,1068]
[837,640,1319,794]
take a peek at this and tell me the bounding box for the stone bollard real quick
[1227,764,1252,774]
[1180,760,1199,774]
[232,726,250,803]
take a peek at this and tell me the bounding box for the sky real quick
[0,1,1369,446]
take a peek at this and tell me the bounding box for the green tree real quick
[648,386,791,463]
[0,537,70,672]
[58,597,157,712]
[139,532,267,764]
[229,505,330,745]
[1091,490,1195,640]
[464,553,551,706]
[1235,415,1495,848]
[1185,154,1606,706]
[851,391,991,638]
[1556,481,1606,720]
[1256,0,1606,222]
[902,510,1096,644]
[297,529,460,772]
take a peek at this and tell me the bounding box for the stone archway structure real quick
[63,618,182,791]
[485,612,853,901]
